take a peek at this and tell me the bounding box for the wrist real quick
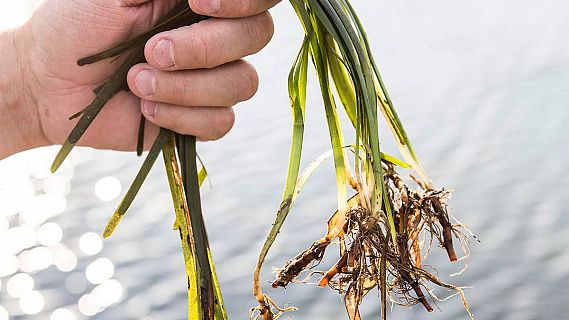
[0,27,45,160]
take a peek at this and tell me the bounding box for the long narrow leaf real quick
[321,0,398,245]
[310,13,349,240]
[253,37,309,308]
[343,0,431,185]
[50,48,145,173]
[77,3,206,66]
[102,128,169,238]
[326,34,357,127]
[161,132,202,317]
[180,135,216,317]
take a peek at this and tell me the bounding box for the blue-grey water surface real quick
[1,0,569,319]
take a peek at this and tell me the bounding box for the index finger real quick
[189,0,280,18]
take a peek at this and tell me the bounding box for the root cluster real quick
[268,164,474,319]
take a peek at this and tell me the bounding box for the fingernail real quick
[195,0,220,14]
[153,39,175,68]
[142,100,158,117]
[135,70,156,96]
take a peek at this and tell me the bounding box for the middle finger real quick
[127,60,259,106]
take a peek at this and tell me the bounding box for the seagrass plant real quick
[50,0,475,319]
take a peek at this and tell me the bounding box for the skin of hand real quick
[0,0,277,160]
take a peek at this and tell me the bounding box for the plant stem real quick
[180,134,215,316]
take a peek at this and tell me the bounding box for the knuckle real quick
[237,62,259,101]
[256,12,274,43]
[237,0,255,16]
[183,24,215,68]
[209,108,235,140]
[170,73,192,102]
[244,13,274,48]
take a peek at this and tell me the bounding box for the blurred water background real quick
[1,0,569,319]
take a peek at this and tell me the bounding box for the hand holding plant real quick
[0,0,275,160]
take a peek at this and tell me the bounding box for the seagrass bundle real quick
[50,0,475,319]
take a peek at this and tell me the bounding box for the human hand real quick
[0,0,276,159]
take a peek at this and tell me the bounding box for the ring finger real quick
[140,101,235,141]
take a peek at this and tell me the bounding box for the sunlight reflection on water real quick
[79,233,103,256]
[2,0,569,320]
[0,143,122,319]
[50,308,77,320]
